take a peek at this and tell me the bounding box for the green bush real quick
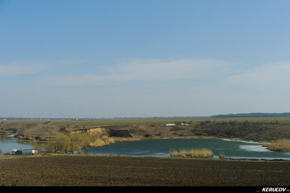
[47,135,70,153]
[46,133,92,153]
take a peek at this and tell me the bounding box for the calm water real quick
[84,138,290,160]
[0,138,35,153]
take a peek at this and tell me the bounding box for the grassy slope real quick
[1,117,290,147]
[0,155,290,186]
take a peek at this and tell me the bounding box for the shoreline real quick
[13,135,270,147]
[88,135,267,148]
[2,153,290,162]
[3,136,290,161]
[7,134,288,155]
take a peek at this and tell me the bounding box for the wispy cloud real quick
[2,58,290,117]
[227,61,290,91]
[0,61,44,76]
[45,58,233,85]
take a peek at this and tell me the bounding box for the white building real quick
[165,123,176,127]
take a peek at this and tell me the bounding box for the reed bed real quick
[266,139,290,152]
[170,148,214,158]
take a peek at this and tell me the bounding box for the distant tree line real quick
[212,113,290,118]
[192,120,290,141]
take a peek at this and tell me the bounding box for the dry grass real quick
[266,139,290,152]
[170,148,214,158]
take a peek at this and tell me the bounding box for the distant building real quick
[11,149,23,155]
[11,149,38,155]
[22,149,39,155]
[165,123,176,127]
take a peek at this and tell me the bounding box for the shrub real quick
[47,135,70,153]
[219,152,225,160]
[170,148,214,158]
[68,133,90,152]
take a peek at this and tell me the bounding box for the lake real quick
[0,138,35,153]
[84,138,290,160]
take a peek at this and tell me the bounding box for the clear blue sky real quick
[0,0,290,118]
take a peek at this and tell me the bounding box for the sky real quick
[0,0,290,118]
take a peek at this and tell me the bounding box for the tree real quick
[47,135,70,153]
[68,133,90,152]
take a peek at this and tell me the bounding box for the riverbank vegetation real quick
[193,120,290,141]
[1,117,290,152]
[45,129,114,153]
[266,139,290,152]
[45,130,141,153]
[170,149,214,158]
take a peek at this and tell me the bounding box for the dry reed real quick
[170,148,214,158]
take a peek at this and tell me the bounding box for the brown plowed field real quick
[0,155,289,186]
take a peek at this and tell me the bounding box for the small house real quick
[165,123,176,127]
